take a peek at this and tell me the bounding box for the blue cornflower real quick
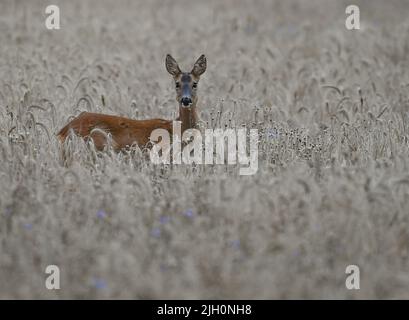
[231,239,241,249]
[267,128,280,139]
[97,210,107,219]
[92,278,107,289]
[159,216,170,224]
[183,209,194,218]
[151,227,161,238]
[23,223,33,230]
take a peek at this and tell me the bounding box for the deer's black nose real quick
[181,97,192,106]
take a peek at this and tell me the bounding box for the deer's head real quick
[166,54,207,108]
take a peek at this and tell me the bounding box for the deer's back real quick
[57,112,172,150]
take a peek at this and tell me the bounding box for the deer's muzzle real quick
[181,96,192,107]
[181,83,192,107]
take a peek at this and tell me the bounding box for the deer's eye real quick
[192,82,198,89]
[175,82,180,89]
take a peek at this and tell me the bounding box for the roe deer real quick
[57,54,207,151]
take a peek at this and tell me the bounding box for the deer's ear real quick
[166,54,181,77]
[192,54,207,77]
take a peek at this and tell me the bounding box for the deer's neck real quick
[177,105,198,133]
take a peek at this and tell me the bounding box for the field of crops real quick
[1,0,409,298]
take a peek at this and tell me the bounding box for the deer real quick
[57,54,207,152]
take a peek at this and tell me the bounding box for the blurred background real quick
[1,0,409,299]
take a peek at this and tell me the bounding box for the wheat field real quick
[1,0,409,299]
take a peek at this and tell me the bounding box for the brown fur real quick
[57,55,205,151]
[57,112,173,151]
